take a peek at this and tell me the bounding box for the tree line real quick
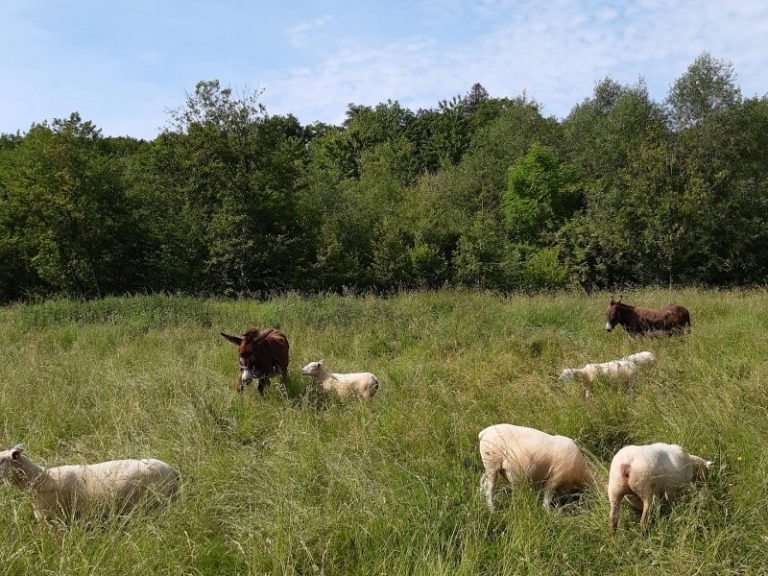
[1,53,767,302]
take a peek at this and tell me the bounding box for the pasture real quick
[1,290,767,575]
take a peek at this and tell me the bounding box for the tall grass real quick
[1,290,767,575]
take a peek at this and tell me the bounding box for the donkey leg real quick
[257,376,269,396]
[277,371,289,400]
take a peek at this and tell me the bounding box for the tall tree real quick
[464,83,490,113]
[560,78,669,287]
[667,52,742,129]
[134,81,308,295]
[502,143,578,243]
[7,114,141,297]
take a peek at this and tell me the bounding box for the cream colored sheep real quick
[478,424,592,511]
[0,444,181,524]
[301,360,379,399]
[559,360,639,397]
[608,442,711,534]
[620,351,656,365]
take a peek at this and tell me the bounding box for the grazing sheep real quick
[608,442,711,534]
[0,444,181,524]
[559,360,639,397]
[301,360,379,399]
[620,351,656,365]
[478,424,593,511]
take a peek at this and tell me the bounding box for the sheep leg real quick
[639,497,653,530]
[626,493,643,510]
[480,472,496,512]
[542,485,556,509]
[609,499,621,535]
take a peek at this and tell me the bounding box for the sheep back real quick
[594,360,638,380]
[478,424,590,492]
[34,458,181,521]
[608,443,708,506]
[334,372,379,399]
[621,351,656,365]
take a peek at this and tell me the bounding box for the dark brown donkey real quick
[605,297,691,336]
[220,328,290,398]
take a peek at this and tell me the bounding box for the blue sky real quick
[2,0,767,139]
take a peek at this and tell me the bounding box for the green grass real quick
[1,289,767,575]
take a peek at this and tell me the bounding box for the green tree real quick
[560,78,670,287]
[133,81,308,295]
[502,143,579,242]
[454,211,508,289]
[667,52,742,129]
[663,55,766,284]
[0,133,38,300]
[456,97,561,214]
[7,114,142,297]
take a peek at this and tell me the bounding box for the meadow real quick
[1,289,767,575]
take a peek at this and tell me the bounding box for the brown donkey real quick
[605,297,691,336]
[221,328,289,398]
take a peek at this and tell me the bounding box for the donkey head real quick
[605,296,623,332]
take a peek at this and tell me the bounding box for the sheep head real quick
[0,444,25,482]
[301,360,324,377]
[558,369,575,382]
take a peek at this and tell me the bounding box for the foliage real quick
[667,52,742,129]
[503,143,579,242]
[130,81,310,296]
[0,114,143,298]
[1,54,768,300]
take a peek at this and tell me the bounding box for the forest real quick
[1,52,767,302]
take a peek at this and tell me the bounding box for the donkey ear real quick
[618,295,623,304]
[11,443,25,459]
[610,296,615,305]
[220,332,243,346]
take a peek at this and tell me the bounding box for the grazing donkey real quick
[221,328,289,398]
[605,297,691,336]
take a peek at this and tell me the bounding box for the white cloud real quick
[285,15,331,49]
[4,0,767,138]
[263,0,768,125]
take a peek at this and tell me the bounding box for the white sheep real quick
[608,442,711,534]
[620,351,656,365]
[559,360,639,397]
[0,444,181,524]
[301,360,379,399]
[478,424,593,511]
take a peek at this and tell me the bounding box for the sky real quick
[1,0,767,139]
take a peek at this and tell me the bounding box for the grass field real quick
[1,289,767,575]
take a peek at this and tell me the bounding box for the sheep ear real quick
[705,460,713,469]
[220,332,243,346]
[319,359,324,365]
